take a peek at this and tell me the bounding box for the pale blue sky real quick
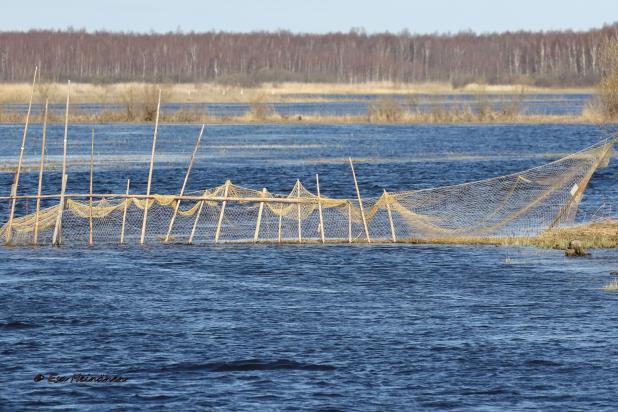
[3,0,618,34]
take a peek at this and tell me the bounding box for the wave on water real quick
[2,321,36,329]
[161,359,336,373]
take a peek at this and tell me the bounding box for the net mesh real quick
[1,139,614,246]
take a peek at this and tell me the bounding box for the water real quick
[2,93,593,118]
[1,123,617,410]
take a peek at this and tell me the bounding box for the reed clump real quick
[248,95,275,121]
[368,98,406,122]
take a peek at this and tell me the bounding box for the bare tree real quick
[0,24,617,86]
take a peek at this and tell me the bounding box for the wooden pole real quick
[188,199,204,245]
[33,98,49,245]
[296,180,302,243]
[61,81,70,192]
[51,81,71,246]
[253,188,267,242]
[6,66,37,244]
[347,201,352,243]
[548,140,615,229]
[384,189,397,243]
[349,157,371,243]
[88,129,95,246]
[165,124,205,242]
[52,174,68,246]
[140,89,161,245]
[316,174,325,243]
[278,206,283,243]
[120,179,130,244]
[214,181,230,243]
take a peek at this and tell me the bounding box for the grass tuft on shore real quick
[602,278,618,292]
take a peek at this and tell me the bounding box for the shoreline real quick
[0,81,595,105]
[0,115,601,125]
[0,80,601,124]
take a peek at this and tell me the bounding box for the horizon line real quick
[2,22,618,37]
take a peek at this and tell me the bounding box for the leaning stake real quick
[277,205,283,243]
[33,98,49,245]
[349,157,371,243]
[384,189,397,242]
[188,196,205,245]
[51,81,71,246]
[120,179,131,244]
[52,174,68,246]
[88,129,95,246]
[214,181,230,243]
[165,124,205,242]
[61,81,70,192]
[6,66,37,244]
[316,174,325,243]
[140,89,162,245]
[347,201,352,243]
[296,180,302,243]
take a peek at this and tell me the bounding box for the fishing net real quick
[1,138,614,246]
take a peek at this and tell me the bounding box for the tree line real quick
[1,24,617,86]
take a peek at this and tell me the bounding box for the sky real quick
[2,0,618,34]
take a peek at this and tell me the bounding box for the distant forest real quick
[1,24,618,86]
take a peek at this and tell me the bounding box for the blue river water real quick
[0,123,617,410]
[2,93,594,117]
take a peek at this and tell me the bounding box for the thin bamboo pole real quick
[61,81,70,191]
[296,180,302,243]
[214,181,230,243]
[120,179,130,244]
[347,201,352,243]
[165,124,205,242]
[188,199,204,245]
[33,99,49,245]
[88,129,95,246]
[6,66,37,244]
[384,189,397,242]
[52,174,68,246]
[52,81,71,246]
[349,157,371,243]
[316,174,325,243]
[278,206,283,243]
[253,188,267,242]
[140,89,162,245]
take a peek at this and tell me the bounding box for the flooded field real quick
[0,123,617,410]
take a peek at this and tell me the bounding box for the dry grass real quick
[0,79,598,124]
[531,219,618,249]
[602,278,618,292]
[0,107,591,125]
[0,81,594,105]
[395,219,618,249]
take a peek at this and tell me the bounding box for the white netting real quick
[1,139,614,246]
